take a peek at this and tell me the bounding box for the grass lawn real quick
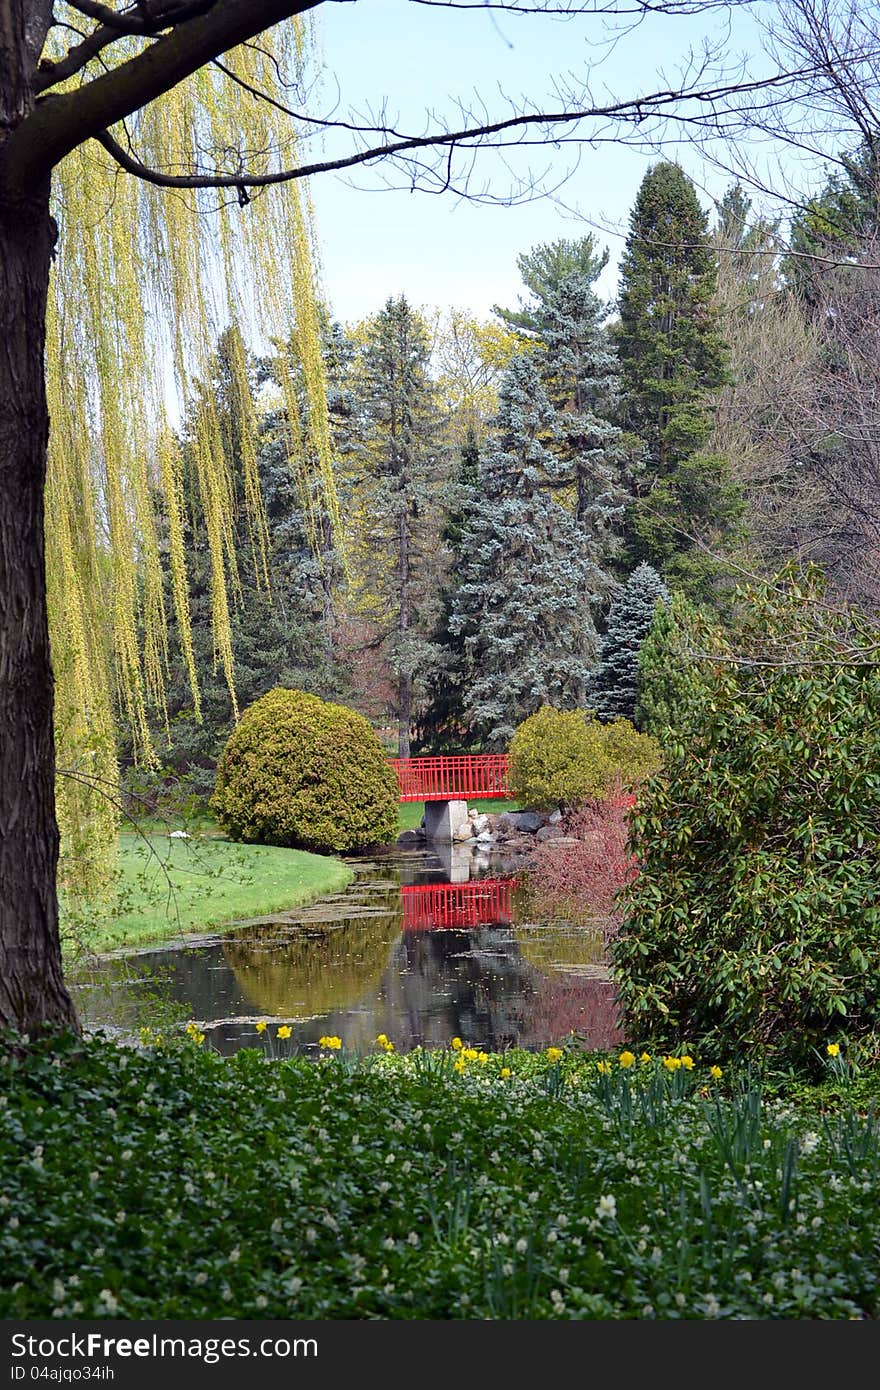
[60,834,354,955]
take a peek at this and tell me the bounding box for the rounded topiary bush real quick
[211,688,399,854]
[508,704,661,812]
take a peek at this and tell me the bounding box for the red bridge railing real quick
[401,878,517,931]
[390,754,510,802]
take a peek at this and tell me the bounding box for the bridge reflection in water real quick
[401,879,516,931]
[71,850,623,1056]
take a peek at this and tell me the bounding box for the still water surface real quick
[72,844,623,1055]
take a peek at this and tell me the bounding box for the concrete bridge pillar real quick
[423,799,470,844]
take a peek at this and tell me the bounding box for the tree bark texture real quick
[0,178,78,1033]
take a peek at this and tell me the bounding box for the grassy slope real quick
[61,835,354,954]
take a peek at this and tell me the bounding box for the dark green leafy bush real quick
[508,704,661,811]
[211,687,399,853]
[614,565,880,1071]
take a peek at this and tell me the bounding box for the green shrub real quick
[211,687,399,853]
[613,565,880,1072]
[507,705,661,811]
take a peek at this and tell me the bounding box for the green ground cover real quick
[2,1030,877,1320]
[60,835,354,955]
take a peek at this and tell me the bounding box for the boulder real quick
[509,811,543,834]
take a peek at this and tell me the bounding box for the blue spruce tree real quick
[589,562,669,724]
[447,354,602,749]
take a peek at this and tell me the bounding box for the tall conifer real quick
[615,161,742,598]
[446,355,601,749]
[589,563,669,724]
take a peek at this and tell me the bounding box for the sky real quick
[300,0,794,327]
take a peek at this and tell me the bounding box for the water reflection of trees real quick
[224,902,403,1020]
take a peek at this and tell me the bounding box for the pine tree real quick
[447,354,602,749]
[346,296,450,757]
[493,235,610,338]
[497,234,633,583]
[615,161,742,599]
[414,430,482,752]
[589,563,669,724]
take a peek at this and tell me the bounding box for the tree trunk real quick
[0,178,78,1035]
[398,504,411,760]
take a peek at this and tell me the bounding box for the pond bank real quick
[60,834,355,956]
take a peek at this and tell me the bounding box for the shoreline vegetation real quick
[61,799,522,957]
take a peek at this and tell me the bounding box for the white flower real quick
[194,1272,208,1286]
[120,1149,132,1162]
[382,1237,396,1251]
[271,1218,282,1233]
[800,1131,820,1155]
[502,1261,513,1277]
[595,1193,617,1220]
[703,1293,721,1318]
[98,1290,119,1313]
[406,1231,419,1246]
[255,1294,268,1309]
[228,1247,240,1263]
[515,1238,528,1254]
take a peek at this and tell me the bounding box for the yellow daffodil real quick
[453,1057,466,1074]
[618,1050,636,1068]
[500,1067,511,1079]
[451,1037,463,1051]
[319,1035,342,1050]
[255,1021,267,1034]
[681,1055,695,1070]
[375,1034,394,1053]
[639,1052,651,1064]
[277,1025,292,1040]
[546,1047,563,1063]
[826,1042,840,1057]
[596,1060,611,1075]
[710,1065,723,1080]
[463,1047,479,1062]
[662,1056,682,1071]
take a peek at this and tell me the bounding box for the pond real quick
[70,841,623,1056]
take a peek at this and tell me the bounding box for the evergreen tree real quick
[347,296,450,757]
[537,265,631,549]
[589,563,669,724]
[493,235,610,338]
[497,234,633,580]
[446,354,602,749]
[414,429,482,752]
[615,161,742,599]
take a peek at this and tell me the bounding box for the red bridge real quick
[390,754,509,803]
[401,878,517,931]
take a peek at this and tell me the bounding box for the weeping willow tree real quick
[0,0,343,1036]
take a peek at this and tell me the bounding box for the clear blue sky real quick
[302,0,796,325]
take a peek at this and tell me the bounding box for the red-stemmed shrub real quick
[521,783,638,941]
